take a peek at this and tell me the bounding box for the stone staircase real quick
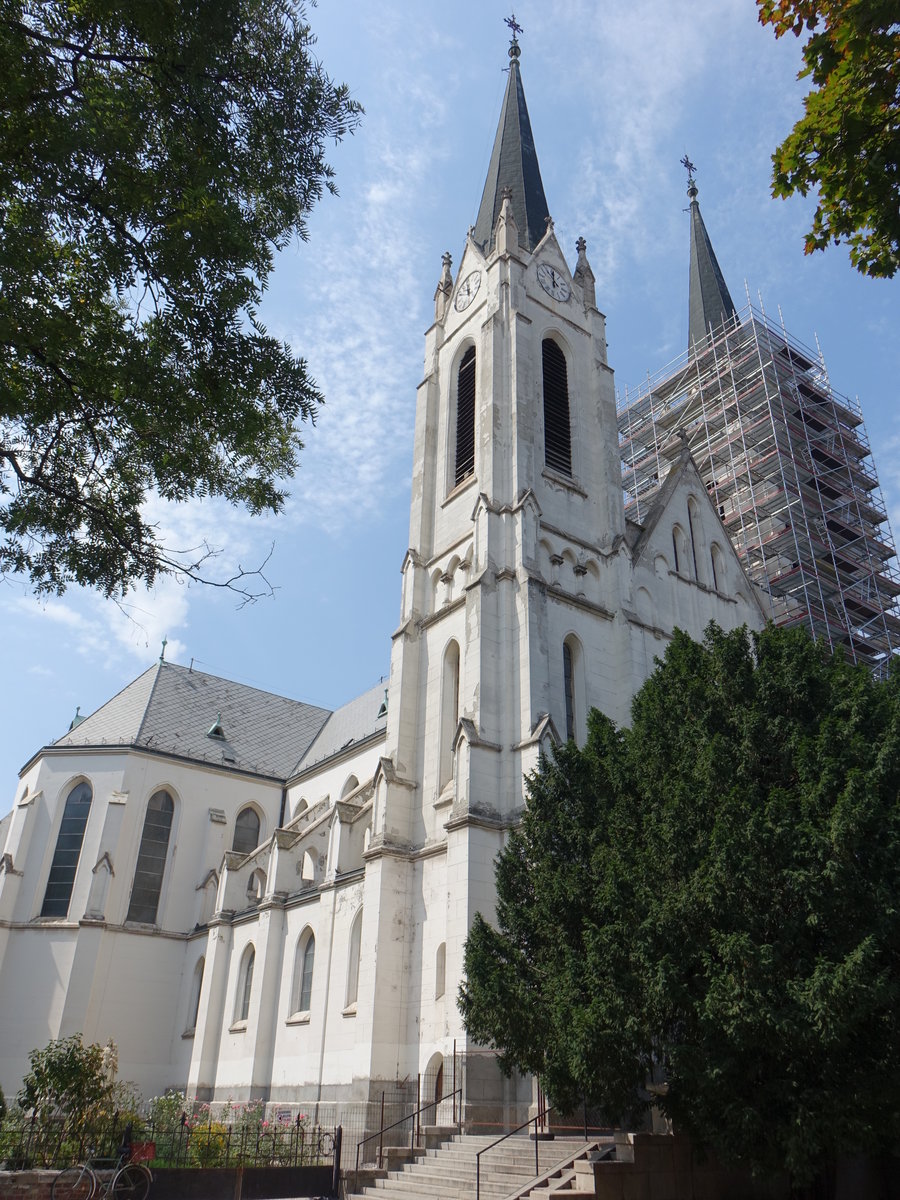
[347,1132,611,1200]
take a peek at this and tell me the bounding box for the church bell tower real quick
[357,24,631,1121]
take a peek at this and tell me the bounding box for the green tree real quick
[460,624,900,1187]
[757,1,900,277]
[18,1035,118,1128]
[0,1,360,597]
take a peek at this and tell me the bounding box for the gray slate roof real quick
[293,682,388,777]
[688,187,736,349]
[53,661,331,780]
[473,53,550,254]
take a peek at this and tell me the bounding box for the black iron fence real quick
[0,1111,336,1172]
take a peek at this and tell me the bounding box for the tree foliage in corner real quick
[0,0,360,596]
[18,1035,118,1129]
[757,0,900,277]
[460,624,900,1186]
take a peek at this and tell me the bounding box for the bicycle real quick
[51,1147,152,1200]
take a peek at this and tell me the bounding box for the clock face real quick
[537,262,571,302]
[454,270,482,312]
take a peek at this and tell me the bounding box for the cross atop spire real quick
[472,17,550,254]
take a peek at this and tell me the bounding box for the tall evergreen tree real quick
[461,624,900,1186]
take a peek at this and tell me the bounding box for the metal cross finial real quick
[680,154,696,182]
[505,13,523,37]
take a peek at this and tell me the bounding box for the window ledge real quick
[541,467,586,497]
[342,1003,358,1018]
[286,1012,310,1026]
[229,1020,248,1033]
[442,474,478,507]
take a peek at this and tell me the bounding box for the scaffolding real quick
[617,297,900,674]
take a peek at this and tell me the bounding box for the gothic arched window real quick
[236,945,255,1023]
[346,908,363,1008]
[292,929,315,1015]
[455,346,476,486]
[232,806,260,855]
[542,339,572,476]
[188,957,205,1032]
[41,780,93,917]
[439,640,461,790]
[563,640,576,741]
[687,498,700,579]
[435,942,446,1000]
[126,789,174,924]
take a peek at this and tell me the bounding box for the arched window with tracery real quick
[233,806,261,855]
[126,789,174,924]
[542,339,572,476]
[41,780,93,917]
[455,346,476,486]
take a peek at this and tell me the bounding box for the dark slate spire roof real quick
[472,38,550,254]
[688,177,736,348]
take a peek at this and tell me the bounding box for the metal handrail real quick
[475,1106,554,1200]
[354,1087,463,1185]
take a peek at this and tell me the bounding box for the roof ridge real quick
[158,659,332,714]
[134,660,164,744]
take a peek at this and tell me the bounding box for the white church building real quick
[0,34,764,1131]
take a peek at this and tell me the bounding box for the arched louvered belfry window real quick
[542,338,572,476]
[455,346,476,486]
[232,806,260,855]
[126,789,174,924]
[41,780,93,917]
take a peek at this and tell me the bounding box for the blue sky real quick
[2,0,899,812]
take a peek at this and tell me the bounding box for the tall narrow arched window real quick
[439,640,461,791]
[346,908,363,1008]
[41,781,93,917]
[235,945,255,1023]
[435,942,446,1000]
[455,346,476,486]
[672,525,688,575]
[188,957,205,1032]
[711,543,725,592]
[292,930,315,1015]
[542,339,572,476]
[563,641,576,741]
[126,789,174,924]
[687,499,700,579]
[233,806,260,855]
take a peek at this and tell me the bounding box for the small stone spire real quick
[494,185,519,254]
[573,236,596,309]
[434,251,453,321]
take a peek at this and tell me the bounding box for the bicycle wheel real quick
[51,1165,97,1200]
[110,1163,151,1200]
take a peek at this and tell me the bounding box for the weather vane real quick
[680,154,696,183]
[505,13,523,38]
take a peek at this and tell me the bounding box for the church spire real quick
[472,16,551,254]
[682,156,736,348]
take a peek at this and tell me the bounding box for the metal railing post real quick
[378,1092,385,1169]
[331,1124,342,1199]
